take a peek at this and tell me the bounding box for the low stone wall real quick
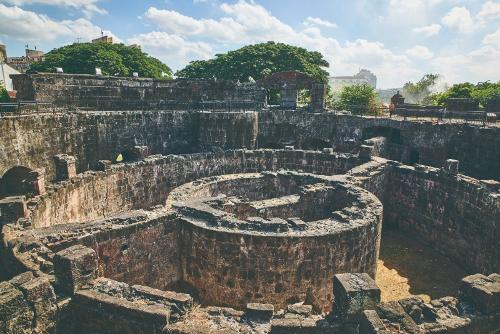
[383,163,500,274]
[12,73,266,110]
[24,150,362,228]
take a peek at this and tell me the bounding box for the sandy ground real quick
[376,229,468,303]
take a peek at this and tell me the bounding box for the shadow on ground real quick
[376,229,469,302]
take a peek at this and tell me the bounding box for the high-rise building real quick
[329,69,377,92]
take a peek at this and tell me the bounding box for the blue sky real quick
[0,0,499,88]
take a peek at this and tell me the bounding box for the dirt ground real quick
[376,229,469,303]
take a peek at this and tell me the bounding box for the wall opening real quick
[362,126,403,145]
[0,166,35,198]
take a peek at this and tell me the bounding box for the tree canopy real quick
[335,84,379,115]
[29,43,172,79]
[431,81,500,107]
[402,74,440,104]
[175,42,330,83]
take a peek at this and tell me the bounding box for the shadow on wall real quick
[0,166,35,198]
[298,138,331,151]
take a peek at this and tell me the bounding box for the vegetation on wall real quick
[29,43,172,79]
[176,41,330,83]
[0,83,10,102]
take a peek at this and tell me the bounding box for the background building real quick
[0,44,21,90]
[6,47,45,73]
[92,35,113,44]
[329,69,377,92]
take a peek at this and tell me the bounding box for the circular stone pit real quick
[167,171,383,311]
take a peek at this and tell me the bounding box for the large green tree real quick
[29,43,172,79]
[176,42,330,83]
[431,81,500,107]
[336,84,380,115]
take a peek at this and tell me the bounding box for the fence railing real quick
[393,108,497,125]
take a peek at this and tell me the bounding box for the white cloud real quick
[413,24,441,37]
[303,17,337,28]
[139,1,426,87]
[127,31,213,72]
[0,4,117,42]
[477,1,500,22]
[405,45,434,59]
[431,45,500,84]
[442,6,475,33]
[5,0,106,17]
[483,28,500,47]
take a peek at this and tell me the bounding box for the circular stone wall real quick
[167,171,383,311]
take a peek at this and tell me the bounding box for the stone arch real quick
[0,166,36,198]
[362,126,403,144]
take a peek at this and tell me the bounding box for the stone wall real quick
[1,111,498,185]
[12,73,267,110]
[0,111,195,181]
[257,111,500,180]
[383,164,500,274]
[24,150,363,228]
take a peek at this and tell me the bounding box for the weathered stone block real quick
[359,145,373,160]
[54,154,77,181]
[96,159,112,171]
[286,304,313,316]
[246,303,274,320]
[53,245,97,295]
[333,273,381,319]
[29,169,46,196]
[270,318,301,333]
[359,310,386,334]
[132,285,193,312]
[0,196,27,225]
[460,273,500,314]
[19,276,55,303]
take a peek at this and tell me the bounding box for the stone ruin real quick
[0,73,499,334]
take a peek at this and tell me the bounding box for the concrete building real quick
[0,44,21,90]
[0,62,21,91]
[92,35,113,44]
[329,69,377,91]
[7,47,45,73]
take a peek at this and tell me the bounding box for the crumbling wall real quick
[384,164,500,274]
[25,150,362,228]
[257,111,500,179]
[12,73,266,110]
[0,111,196,181]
